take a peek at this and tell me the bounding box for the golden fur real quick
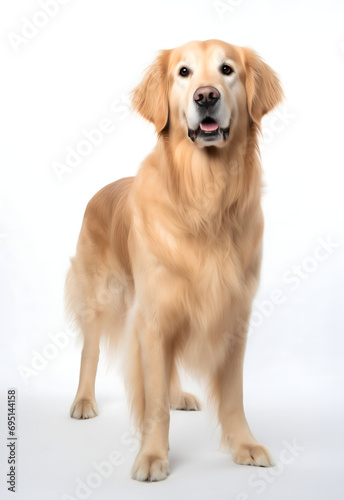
[66,40,283,481]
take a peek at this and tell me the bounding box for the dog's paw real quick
[70,399,98,419]
[132,454,170,482]
[233,443,273,467]
[170,392,201,411]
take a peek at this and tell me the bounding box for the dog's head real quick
[131,40,283,149]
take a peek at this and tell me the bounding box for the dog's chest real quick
[138,215,251,335]
[186,243,242,320]
[151,231,245,332]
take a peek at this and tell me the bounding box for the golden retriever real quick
[66,39,283,481]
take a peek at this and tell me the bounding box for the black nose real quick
[193,86,220,108]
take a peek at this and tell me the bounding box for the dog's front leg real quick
[215,315,274,467]
[131,314,170,482]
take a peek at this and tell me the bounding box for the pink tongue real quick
[200,121,219,132]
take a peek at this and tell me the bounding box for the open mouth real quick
[199,116,219,133]
[188,117,230,143]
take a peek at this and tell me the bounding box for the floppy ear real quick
[244,48,284,124]
[131,50,170,133]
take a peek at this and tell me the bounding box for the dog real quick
[65,39,283,481]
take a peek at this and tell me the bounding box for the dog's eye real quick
[221,64,233,75]
[179,67,190,77]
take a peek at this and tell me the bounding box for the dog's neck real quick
[154,122,262,237]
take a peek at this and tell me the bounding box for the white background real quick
[1,0,344,499]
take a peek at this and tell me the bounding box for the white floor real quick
[1,375,343,500]
[1,247,344,500]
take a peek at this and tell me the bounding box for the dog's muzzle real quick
[188,86,230,143]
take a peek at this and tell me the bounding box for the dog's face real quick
[168,41,246,148]
[132,40,283,149]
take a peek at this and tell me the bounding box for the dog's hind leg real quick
[169,359,201,411]
[70,317,102,419]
